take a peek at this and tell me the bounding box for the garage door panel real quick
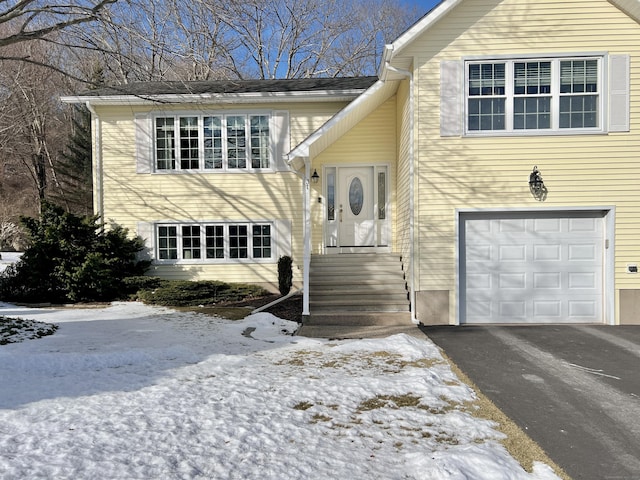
[499,218,526,233]
[534,244,561,261]
[533,217,561,232]
[533,301,562,318]
[499,245,526,261]
[462,212,604,324]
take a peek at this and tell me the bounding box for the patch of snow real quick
[0,252,22,273]
[0,302,560,479]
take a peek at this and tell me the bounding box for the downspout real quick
[385,63,417,325]
[85,101,103,219]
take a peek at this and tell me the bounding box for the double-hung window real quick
[466,57,601,134]
[154,113,271,171]
[156,223,274,262]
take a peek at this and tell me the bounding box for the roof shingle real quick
[80,77,378,97]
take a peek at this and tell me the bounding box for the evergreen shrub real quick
[136,280,268,307]
[0,202,150,303]
[278,256,293,296]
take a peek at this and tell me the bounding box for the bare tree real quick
[210,0,417,79]
[0,41,71,215]
[67,0,419,84]
[67,0,232,84]
[0,0,119,71]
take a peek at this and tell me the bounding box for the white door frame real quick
[456,207,615,325]
[323,164,391,253]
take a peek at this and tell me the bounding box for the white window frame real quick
[464,55,604,136]
[153,112,273,173]
[154,221,276,264]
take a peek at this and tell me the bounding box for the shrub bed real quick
[133,279,269,307]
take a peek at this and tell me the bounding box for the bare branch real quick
[0,0,118,48]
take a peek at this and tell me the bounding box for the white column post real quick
[302,158,311,317]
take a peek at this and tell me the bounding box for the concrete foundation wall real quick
[415,290,449,325]
[619,290,640,325]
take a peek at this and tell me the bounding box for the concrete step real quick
[310,275,406,286]
[296,324,419,339]
[311,284,408,294]
[310,292,408,303]
[305,312,412,326]
[309,275,406,286]
[310,265,405,276]
[309,252,410,316]
[311,253,401,263]
[310,302,410,313]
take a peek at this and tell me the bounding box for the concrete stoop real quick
[296,323,422,340]
[305,253,413,332]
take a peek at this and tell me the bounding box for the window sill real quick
[154,258,276,265]
[462,128,607,138]
[152,169,277,175]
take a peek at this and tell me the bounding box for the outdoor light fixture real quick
[528,165,546,200]
[311,169,320,184]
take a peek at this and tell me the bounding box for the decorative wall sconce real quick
[528,166,546,201]
[311,169,320,184]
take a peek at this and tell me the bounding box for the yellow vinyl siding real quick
[94,101,349,287]
[405,0,640,323]
[310,97,397,252]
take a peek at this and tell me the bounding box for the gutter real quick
[384,62,418,325]
[60,89,368,106]
[84,101,103,219]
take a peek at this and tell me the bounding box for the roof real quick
[62,77,379,105]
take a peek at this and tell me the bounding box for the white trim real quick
[303,160,311,317]
[464,51,608,61]
[153,220,281,265]
[60,89,368,106]
[322,163,392,251]
[150,111,275,173]
[85,102,103,218]
[464,56,605,136]
[456,206,615,326]
[380,0,463,70]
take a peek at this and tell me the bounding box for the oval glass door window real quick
[349,177,364,216]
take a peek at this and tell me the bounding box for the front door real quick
[338,166,375,247]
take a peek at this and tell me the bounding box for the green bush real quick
[278,255,293,296]
[136,280,268,307]
[0,202,150,303]
[122,276,169,295]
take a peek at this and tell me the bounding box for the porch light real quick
[529,166,545,199]
[311,169,320,184]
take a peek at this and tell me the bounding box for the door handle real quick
[339,205,343,222]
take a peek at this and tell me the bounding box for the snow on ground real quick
[0,302,559,480]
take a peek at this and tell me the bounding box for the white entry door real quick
[338,167,375,247]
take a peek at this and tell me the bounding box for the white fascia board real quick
[608,0,640,23]
[60,89,367,106]
[380,0,462,78]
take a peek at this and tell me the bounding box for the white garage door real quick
[461,211,604,324]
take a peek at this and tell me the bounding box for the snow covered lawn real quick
[0,302,558,479]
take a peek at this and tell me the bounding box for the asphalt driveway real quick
[422,325,640,480]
